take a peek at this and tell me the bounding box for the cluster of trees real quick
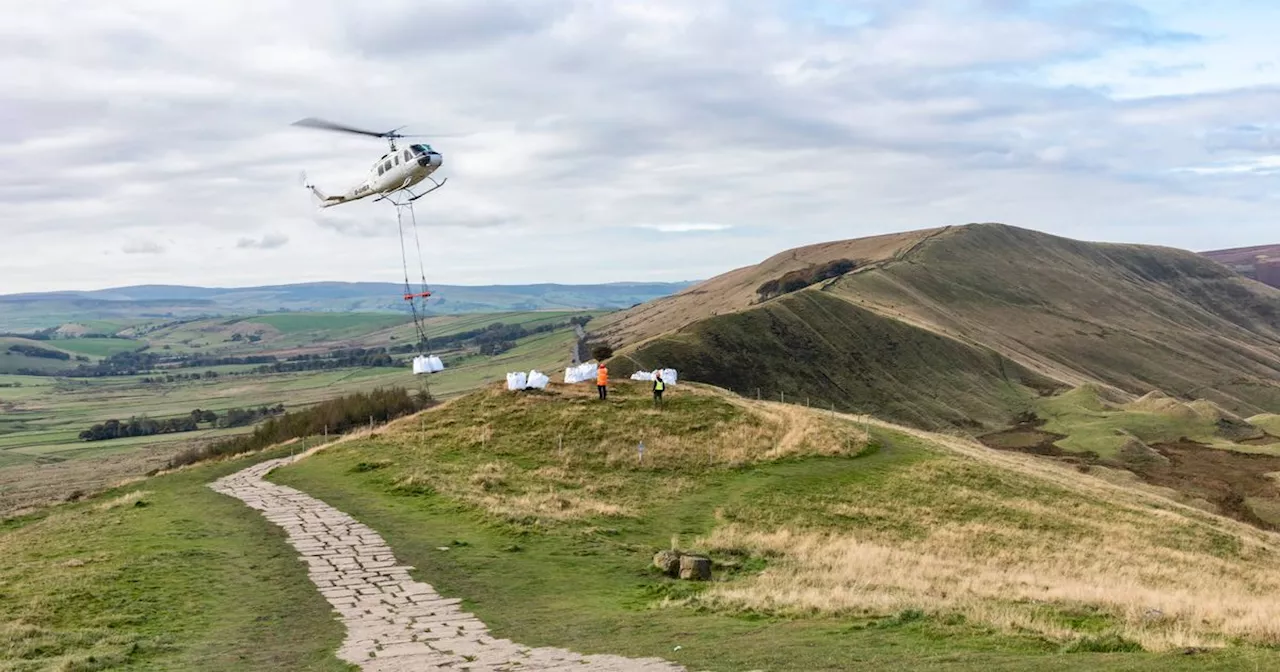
[168,387,431,468]
[229,332,263,343]
[6,344,70,360]
[218,404,286,428]
[175,354,278,368]
[756,258,858,301]
[251,347,396,373]
[79,408,215,442]
[388,316,594,358]
[141,370,220,383]
[60,350,161,377]
[78,403,287,442]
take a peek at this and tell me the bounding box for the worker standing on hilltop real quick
[653,369,665,409]
[597,361,608,400]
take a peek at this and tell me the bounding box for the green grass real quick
[237,312,412,335]
[1250,414,1280,436]
[0,442,353,671]
[0,338,83,375]
[1033,385,1264,457]
[265,383,1280,670]
[48,338,144,359]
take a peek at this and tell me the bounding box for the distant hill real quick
[597,223,1280,430]
[1200,244,1280,289]
[0,281,695,331]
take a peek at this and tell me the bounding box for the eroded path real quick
[210,456,686,672]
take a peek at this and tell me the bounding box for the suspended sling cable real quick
[395,202,432,353]
[407,202,430,304]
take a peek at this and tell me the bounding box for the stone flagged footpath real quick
[210,456,687,672]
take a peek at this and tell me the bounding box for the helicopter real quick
[290,117,447,207]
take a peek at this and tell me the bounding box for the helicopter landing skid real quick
[377,176,448,207]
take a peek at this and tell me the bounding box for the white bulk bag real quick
[630,371,653,381]
[506,371,528,390]
[413,355,446,375]
[564,362,598,384]
[527,370,550,389]
[658,368,678,385]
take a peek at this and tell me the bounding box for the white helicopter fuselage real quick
[308,143,443,207]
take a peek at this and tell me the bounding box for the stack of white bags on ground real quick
[631,368,678,385]
[563,361,599,384]
[507,370,550,391]
[412,355,445,374]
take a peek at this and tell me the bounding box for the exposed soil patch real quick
[977,421,1096,463]
[979,425,1280,530]
[1135,440,1280,530]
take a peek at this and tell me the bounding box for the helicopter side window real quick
[394,155,400,165]
[384,160,392,172]
[378,165,384,175]
[404,150,411,162]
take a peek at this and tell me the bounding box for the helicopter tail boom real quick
[299,173,348,208]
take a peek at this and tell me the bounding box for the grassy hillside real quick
[608,290,1061,429]
[601,223,1280,430]
[0,338,85,375]
[0,442,353,671]
[262,381,1280,670]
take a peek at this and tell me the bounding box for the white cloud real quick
[121,240,165,255]
[637,223,733,233]
[0,0,1277,293]
[236,233,290,249]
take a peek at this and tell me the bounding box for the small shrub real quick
[1061,633,1143,653]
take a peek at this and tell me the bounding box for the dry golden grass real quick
[361,382,869,526]
[683,408,1280,651]
[94,490,151,511]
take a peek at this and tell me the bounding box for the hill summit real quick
[596,223,1280,430]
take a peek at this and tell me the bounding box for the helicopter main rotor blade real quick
[291,117,397,138]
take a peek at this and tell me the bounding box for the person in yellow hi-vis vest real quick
[652,369,666,408]
[596,362,608,401]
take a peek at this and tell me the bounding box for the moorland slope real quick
[598,223,1280,430]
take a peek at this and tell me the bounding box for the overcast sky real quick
[2,0,1277,293]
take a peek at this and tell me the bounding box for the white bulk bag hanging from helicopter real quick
[413,355,445,375]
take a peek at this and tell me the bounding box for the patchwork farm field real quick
[0,310,594,516]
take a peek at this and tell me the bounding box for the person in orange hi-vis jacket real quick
[596,362,608,400]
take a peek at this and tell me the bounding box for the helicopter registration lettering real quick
[354,185,371,196]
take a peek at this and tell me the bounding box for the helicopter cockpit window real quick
[411,144,433,155]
